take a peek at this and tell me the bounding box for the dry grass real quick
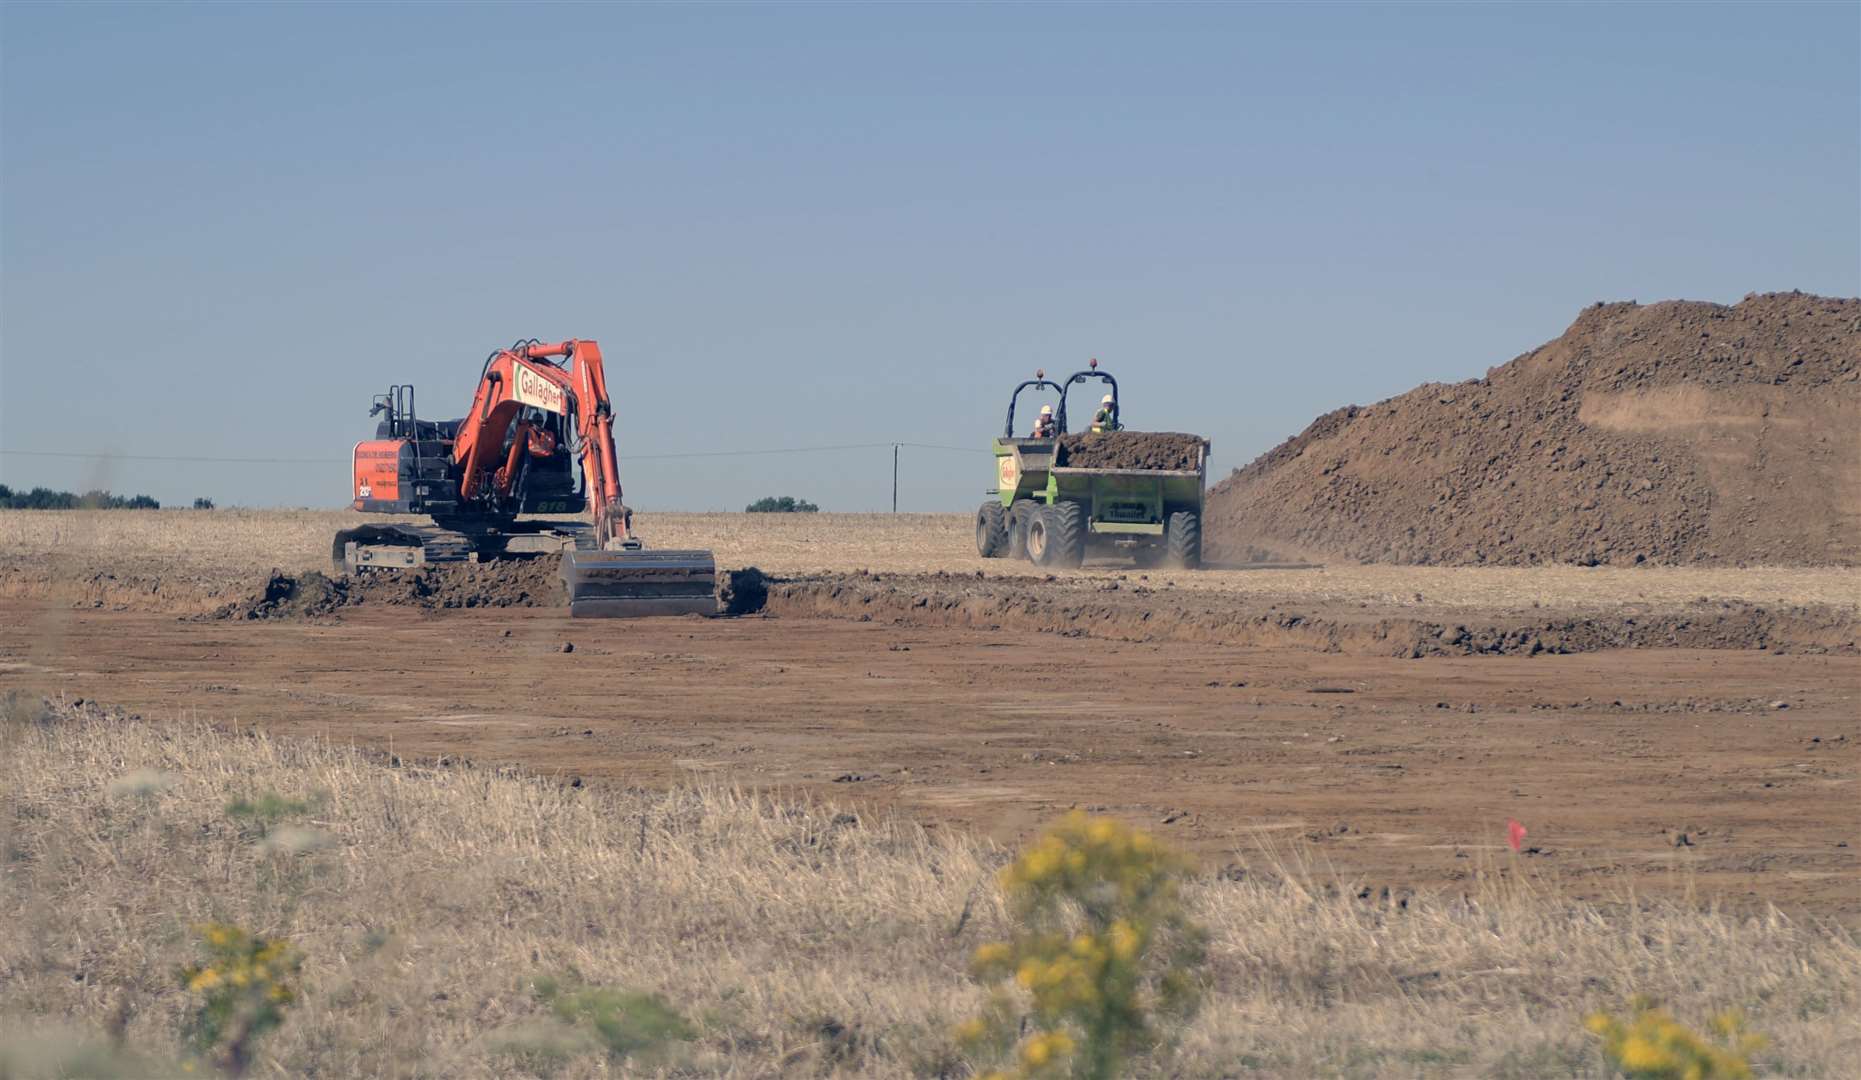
[4,697,1857,1078]
[2,509,1856,613]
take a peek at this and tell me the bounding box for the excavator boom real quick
[336,338,716,617]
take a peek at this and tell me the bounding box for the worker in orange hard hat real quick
[1091,393,1120,433]
[1031,403,1057,438]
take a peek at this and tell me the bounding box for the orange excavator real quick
[335,338,716,617]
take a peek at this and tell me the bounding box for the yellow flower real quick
[954,1018,988,1043]
[1019,1030,1076,1067]
[187,968,222,992]
[1020,847,1059,882]
[1618,1035,1672,1071]
[1109,919,1142,961]
[963,813,1199,1078]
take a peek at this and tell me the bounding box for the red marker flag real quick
[1507,819,1527,853]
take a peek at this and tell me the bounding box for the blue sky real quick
[3,2,1855,511]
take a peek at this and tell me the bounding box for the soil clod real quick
[717,567,770,616]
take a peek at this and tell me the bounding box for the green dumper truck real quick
[978,363,1209,569]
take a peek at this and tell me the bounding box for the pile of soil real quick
[717,567,770,616]
[1057,431,1204,471]
[1207,292,1860,566]
[213,558,567,620]
[211,559,764,620]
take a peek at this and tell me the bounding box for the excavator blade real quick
[561,547,718,618]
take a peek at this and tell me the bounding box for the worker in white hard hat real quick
[1031,403,1057,438]
[1091,393,1121,433]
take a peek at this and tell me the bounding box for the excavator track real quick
[331,520,582,574]
[331,521,718,618]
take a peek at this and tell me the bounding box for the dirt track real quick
[5,597,1855,917]
[768,571,1859,657]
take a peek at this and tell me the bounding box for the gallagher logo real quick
[512,361,567,414]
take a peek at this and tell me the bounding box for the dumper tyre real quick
[1030,501,1085,569]
[1048,502,1087,567]
[976,501,1009,558]
[1165,510,1202,569]
[1007,502,1033,560]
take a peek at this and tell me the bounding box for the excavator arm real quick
[451,340,632,548]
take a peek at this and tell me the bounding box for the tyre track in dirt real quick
[7,555,1855,656]
[762,572,1860,657]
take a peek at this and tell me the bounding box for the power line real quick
[631,442,888,460]
[629,441,989,460]
[896,442,992,454]
[0,440,994,467]
[0,449,345,465]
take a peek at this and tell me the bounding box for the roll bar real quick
[1055,359,1118,433]
[1003,370,1066,438]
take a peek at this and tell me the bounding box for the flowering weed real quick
[960,811,1206,1080]
[178,923,302,1077]
[1585,998,1766,1079]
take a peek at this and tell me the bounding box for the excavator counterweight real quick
[337,338,716,617]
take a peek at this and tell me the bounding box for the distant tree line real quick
[745,496,820,513]
[0,484,162,510]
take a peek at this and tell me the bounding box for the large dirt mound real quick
[1208,292,1860,566]
[1057,431,1204,470]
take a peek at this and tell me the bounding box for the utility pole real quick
[891,443,899,513]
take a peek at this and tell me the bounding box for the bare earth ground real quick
[4,510,1858,610]
[7,600,1858,915]
[2,510,1857,919]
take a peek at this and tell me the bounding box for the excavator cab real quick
[351,386,584,518]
